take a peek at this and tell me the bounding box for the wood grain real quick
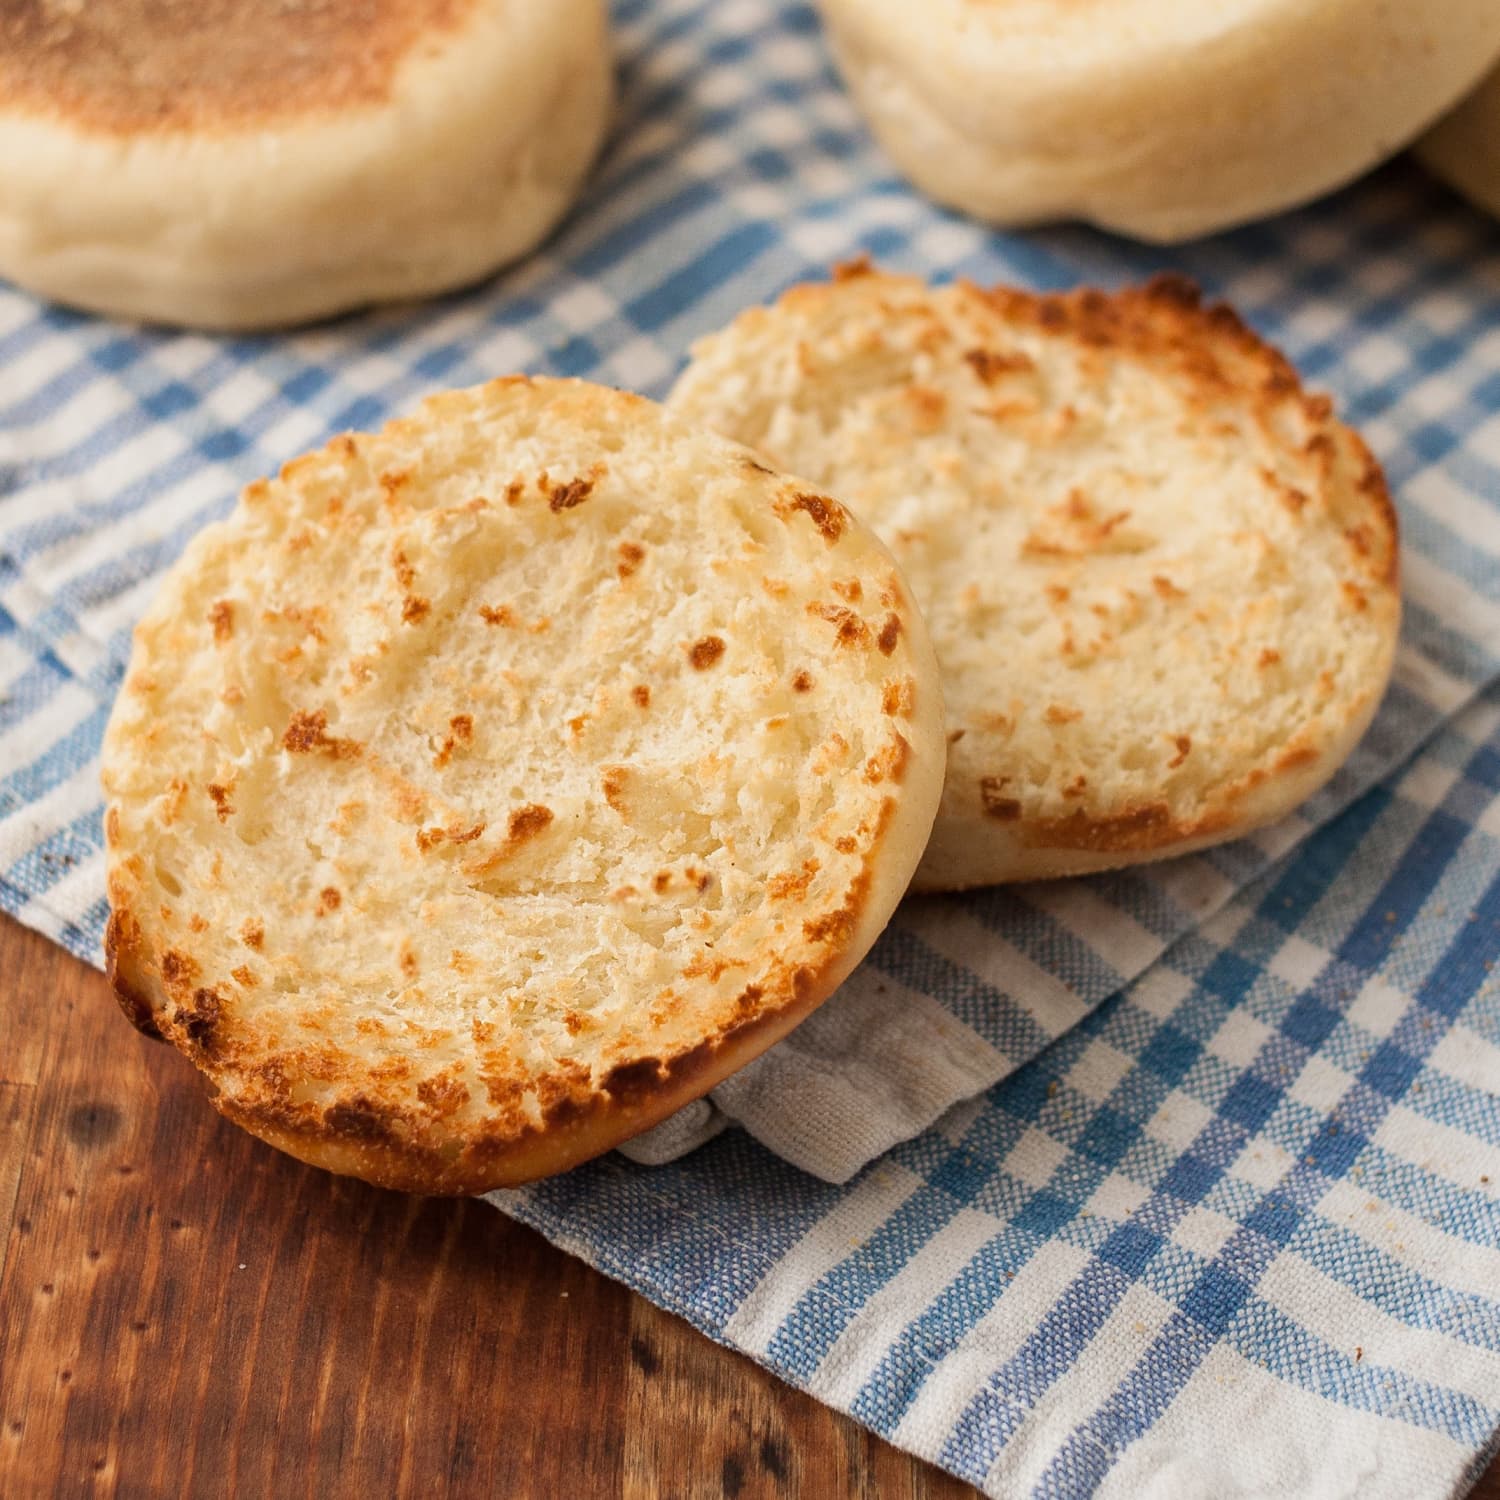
[0,914,1495,1499]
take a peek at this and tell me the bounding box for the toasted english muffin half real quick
[101,378,945,1191]
[815,0,1500,241]
[1417,63,1500,221]
[0,0,611,328]
[670,266,1400,890]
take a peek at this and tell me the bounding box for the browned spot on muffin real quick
[316,887,342,916]
[877,615,902,655]
[1045,703,1083,726]
[980,777,1022,822]
[401,595,430,625]
[832,578,863,603]
[617,542,645,578]
[547,475,596,512]
[206,783,235,823]
[231,965,257,989]
[282,710,361,759]
[768,859,819,901]
[506,804,553,845]
[417,1072,470,1116]
[775,491,847,544]
[479,604,515,627]
[808,603,872,650]
[416,821,486,853]
[240,919,264,950]
[208,599,234,643]
[689,636,726,670]
[792,670,814,693]
[863,735,910,786]
[1167,735,1192,770]
[964,348,1035,383]
[432,713,474,769]
[602,767,628,814]
[159,948,200,998]
[631,684,651,709]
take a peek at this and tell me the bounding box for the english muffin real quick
[101,377,945,1191]
[0,0,612,328]
[814,0,1500,240]
[670,266,1400,889]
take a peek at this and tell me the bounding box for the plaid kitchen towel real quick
[496,679,1500,1499]
[0,0,1498,1493]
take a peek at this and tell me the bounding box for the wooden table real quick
[2,914,1496,1498]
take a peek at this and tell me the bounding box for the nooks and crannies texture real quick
[101,378,946,1190]
[670,265,1400,889]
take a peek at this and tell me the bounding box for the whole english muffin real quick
[0,0,612,329]
[101,378,946,1191]
[814,0,1500,241]
[1418,63,1500,220]
[670,266,1400,890]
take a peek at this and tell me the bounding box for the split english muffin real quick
[670,265,1401,890]
[0,0,613,329]
[100,378,946,1191]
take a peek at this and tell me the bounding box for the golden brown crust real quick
[112,803,898,1194]
[0,0,479,134]
[202,859,883,1194]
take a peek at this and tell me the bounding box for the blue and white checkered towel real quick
[2,1,1497,1494]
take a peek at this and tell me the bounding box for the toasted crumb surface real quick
[670,266,1400,889]
[101,377,945,1190]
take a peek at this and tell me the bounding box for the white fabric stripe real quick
[890,1238,1093,1452]
[0,761,103,870]
[1091,1346,1471,1500]
[1402,553,1500,658]
[982,1281,1179,1499]
[1405,469,1500,561]
[1021,882,1163,977]
[1320,1176,1500,1305]
[722,1158,922,1355]
[903,903,1092,1037]
[0,678,98,809]
[1255,1253,1500,1410]
[811,1205,1013,1408]
[1392,643,1479,720]
[1428,1027,1500,1100]
[18,851,106,935]
[1141,851,1240,925]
